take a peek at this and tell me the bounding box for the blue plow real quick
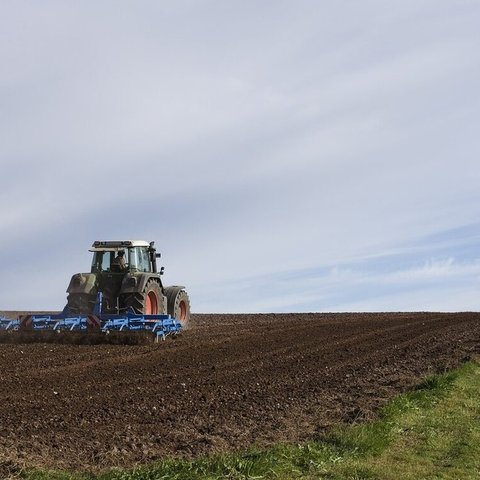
[0,294,182,344]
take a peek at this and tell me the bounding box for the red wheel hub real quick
[178,300,187,321]
[145,291,158,315]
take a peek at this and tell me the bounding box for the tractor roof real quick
[90,240,151,252]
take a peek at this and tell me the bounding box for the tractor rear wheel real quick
[66,293,96,315]
[166,289,191,328]
[122,280,163,315]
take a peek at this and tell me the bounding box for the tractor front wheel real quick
[166,288,191,328]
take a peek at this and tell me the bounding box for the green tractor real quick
[66,240,190,327]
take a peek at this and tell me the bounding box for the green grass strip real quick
[21,360,480,480]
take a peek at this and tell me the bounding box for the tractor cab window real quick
[91,251,114,273]
[128,248,138,271]
[138,247,151,272]
[127,247,151,272]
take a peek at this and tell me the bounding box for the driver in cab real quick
[112,250,127,271]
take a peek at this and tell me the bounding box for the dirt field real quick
[0,312,479,474]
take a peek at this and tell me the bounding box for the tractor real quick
[66,240,190,327]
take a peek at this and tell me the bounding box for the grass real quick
[19,359,480,480]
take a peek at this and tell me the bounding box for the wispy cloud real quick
[192,223,480,312]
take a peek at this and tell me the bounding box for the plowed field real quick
[0,312,479,474]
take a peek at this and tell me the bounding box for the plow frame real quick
[0,294,182,343]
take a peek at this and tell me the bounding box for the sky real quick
[0,0,479,313]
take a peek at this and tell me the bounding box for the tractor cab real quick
[89,240,159,274]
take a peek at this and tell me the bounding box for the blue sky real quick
[1,0,479,312]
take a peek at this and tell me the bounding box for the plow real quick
[0,304,182,344]
[0,240,190,345]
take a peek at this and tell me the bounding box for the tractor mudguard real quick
[164,285,186,300]
[120,273,163,295]
[66,273,97,295]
